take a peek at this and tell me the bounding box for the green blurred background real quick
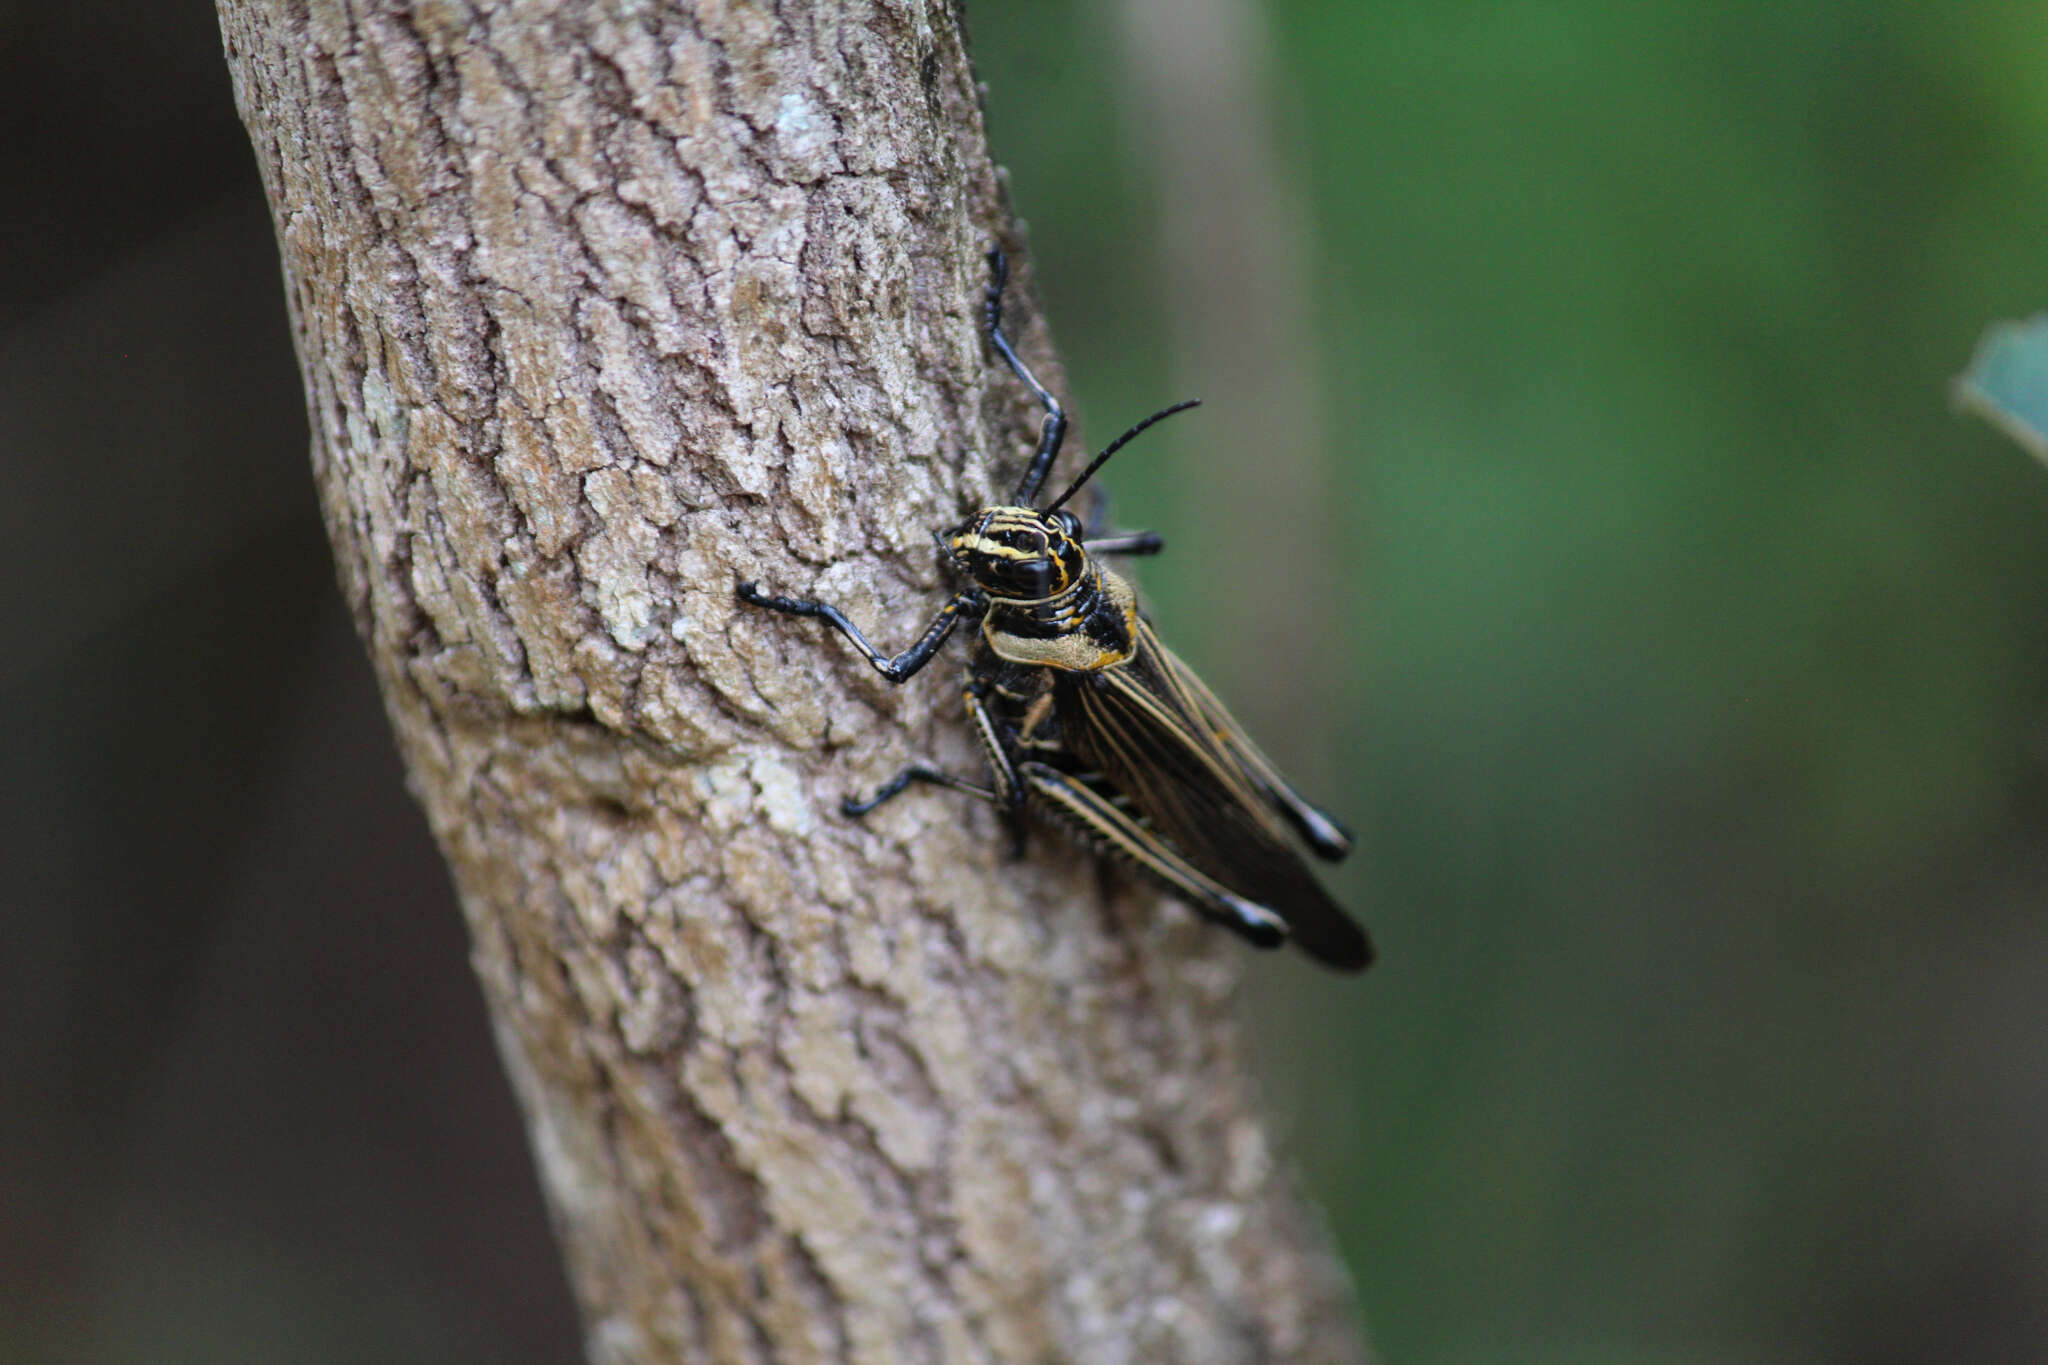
[978,4,2048,1361]
[7,3,2047,1362]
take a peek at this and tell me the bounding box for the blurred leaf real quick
[1956,314,2048,465]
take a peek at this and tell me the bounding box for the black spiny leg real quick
[1016,760,1290,950]
[842,765,1000,817]
[986,249,1069,505]
[1084,532,1164,557]
[735,582,986,683]
[1074,481,1163,556]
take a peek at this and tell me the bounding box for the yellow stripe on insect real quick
[956,534,1041,561]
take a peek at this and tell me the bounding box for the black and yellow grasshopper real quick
[738,252,1372,972]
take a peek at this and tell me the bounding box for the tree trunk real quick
[216,3,1366,1361]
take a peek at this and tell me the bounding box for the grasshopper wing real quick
[1058,627,1372,972]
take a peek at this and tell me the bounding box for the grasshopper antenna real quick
[1042,399,1201,513]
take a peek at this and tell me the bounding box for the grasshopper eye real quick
[1049,510,1083,540]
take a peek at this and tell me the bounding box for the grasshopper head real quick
[941,505,1088,602]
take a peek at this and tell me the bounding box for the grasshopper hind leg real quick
[1016,760,1289,950]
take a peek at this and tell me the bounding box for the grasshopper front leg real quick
[736,582,987,683]
[1083,532,1164,557]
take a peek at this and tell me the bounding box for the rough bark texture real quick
[217,3,1365,1362]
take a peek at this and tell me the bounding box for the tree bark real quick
[217,3,1365,1362]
